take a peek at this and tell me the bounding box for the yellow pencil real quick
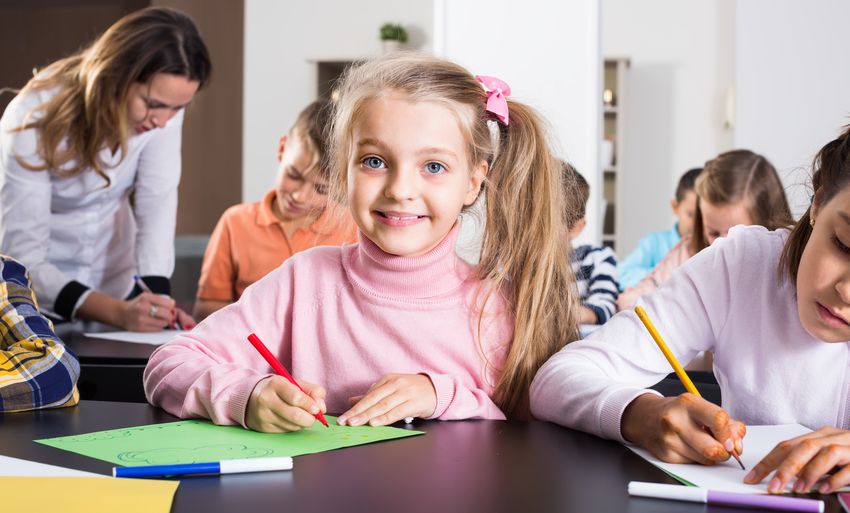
[634,305,745,470]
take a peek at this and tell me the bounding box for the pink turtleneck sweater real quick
[144,227,512,426]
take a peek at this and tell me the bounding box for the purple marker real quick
[628,481,824,513]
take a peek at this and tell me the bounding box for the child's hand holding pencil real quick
[245,333,329,433]
[246,375,328,433]
[621,392,747,466]
[621,306,747,468]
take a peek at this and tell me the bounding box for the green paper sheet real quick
[36,416,423,466]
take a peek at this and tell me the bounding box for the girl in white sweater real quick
[531,126,850,495]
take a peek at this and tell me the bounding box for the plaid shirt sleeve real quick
[0,256,80,411]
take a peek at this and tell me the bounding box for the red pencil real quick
[247,333,329,427]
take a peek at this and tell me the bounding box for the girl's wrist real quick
[621,393,661,444]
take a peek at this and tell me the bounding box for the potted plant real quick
[379,22,408,53]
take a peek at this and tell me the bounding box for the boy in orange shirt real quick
[193,101,357,320]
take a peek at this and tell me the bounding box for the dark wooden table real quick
[63,325,721,406]
[65,332,158,363]
[0,401,839,513]
[65,333,157,402]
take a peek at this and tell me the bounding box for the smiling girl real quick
[0,7,210,331]
[144,53,579,430]
[531,125,850,494]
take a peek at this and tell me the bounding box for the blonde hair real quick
[12,7,210,185]
[328,53,579,418]
[691,149,793,253]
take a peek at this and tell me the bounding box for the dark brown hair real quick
[691,149,793,253]
[779,125,850,283]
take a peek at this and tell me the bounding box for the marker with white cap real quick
[113,457,293,478]
[628,481,824,513]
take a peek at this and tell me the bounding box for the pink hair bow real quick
[475,75,511,125]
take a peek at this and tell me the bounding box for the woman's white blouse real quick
[0,86,182,318]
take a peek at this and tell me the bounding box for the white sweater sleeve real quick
[132,109,183,280]
[531,232,737,441]
[0,93,72,312]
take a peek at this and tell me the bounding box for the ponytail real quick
[478,102,579,418]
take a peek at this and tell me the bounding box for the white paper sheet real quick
[83,330,186,345]
[628,424,811,494]
[0,455,102,477]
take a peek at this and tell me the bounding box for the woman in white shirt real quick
[0,7,210,331]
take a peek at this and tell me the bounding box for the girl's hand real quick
[622,393,746,465]
[245,376,327,433]
[744,427,850,494]
[122,292,175,332]
[337,374,437,427]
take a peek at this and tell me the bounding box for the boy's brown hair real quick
[562,162,589,230]
[290,99,333,180]
[675,167,703,202]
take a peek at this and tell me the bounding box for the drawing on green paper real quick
[36,416,423,466]
[118,444,274,465]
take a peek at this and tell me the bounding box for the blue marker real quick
[113,456,293,478]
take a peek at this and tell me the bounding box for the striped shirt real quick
[0,256,80,411]
[571,244,619,324]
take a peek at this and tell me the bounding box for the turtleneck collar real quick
[343,224,473,301]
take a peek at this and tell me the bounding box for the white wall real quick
[243,0,434,202]
[735,0,850,217]
[435,0,601,245]
[602,0,735,256]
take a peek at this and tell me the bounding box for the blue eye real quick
[363,157,386,169]
[424,162,445,175]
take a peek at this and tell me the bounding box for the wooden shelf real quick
[601,57,629,256]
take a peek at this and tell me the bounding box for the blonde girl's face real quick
[347,94,486,257]
[126,73,199,134]
[699,199,753,245]
[796,186,850,342]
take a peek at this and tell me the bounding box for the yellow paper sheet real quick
[2,476,178,513]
